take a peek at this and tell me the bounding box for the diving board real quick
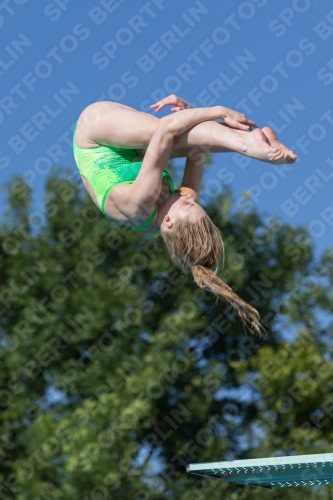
[187,453,333,489]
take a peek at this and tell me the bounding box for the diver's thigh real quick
[76,101,160,149]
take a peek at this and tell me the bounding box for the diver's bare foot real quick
[242,128,288,165]
[262,127,297,164]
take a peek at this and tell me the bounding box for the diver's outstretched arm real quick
[151,94,258,131]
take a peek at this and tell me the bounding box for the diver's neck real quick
[154,202,167,230]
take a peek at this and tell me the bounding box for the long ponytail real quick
[161,215,266,336]
[192,264,264,336]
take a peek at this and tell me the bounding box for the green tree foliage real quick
[0,169,332,500]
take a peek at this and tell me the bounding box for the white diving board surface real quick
[187,453,333,489]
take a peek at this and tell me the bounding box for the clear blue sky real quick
[1,0,333,256]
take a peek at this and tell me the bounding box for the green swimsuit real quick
[72,122,175,231]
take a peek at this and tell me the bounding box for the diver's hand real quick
[150,94,192,113]
[220,107,258,130]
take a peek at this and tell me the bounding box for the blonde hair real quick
[161,215,266,336]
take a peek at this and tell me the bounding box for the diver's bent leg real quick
[77,102,293,164]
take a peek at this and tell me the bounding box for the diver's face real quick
[163,193,206,228]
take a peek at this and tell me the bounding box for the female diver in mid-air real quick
[73,94,297,335]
